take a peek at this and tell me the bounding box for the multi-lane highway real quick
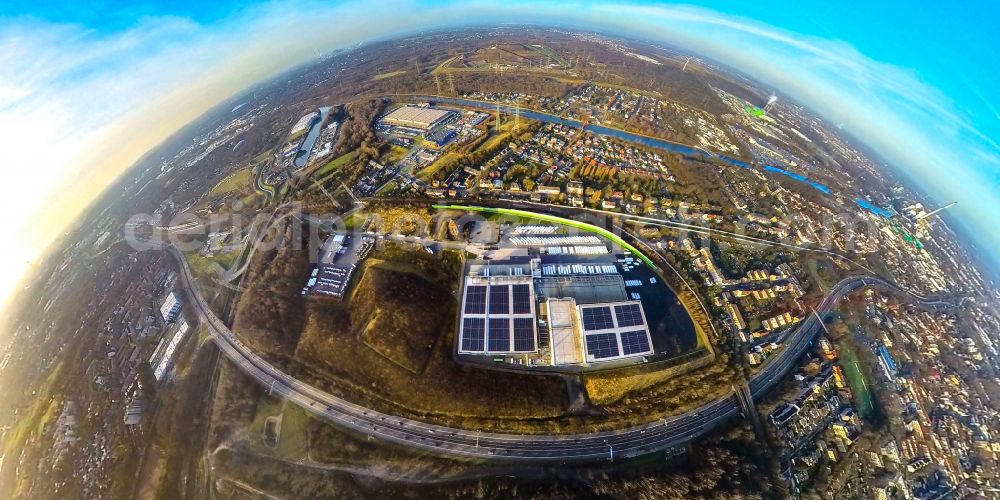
[171,246,953,463]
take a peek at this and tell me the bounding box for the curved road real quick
[171,247,954,462]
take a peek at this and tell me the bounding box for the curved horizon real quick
[1,0,998,311]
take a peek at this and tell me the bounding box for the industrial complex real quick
[15,25,999,500]
[379,105,455,130]
[375,103,487,152]
[302,233,374,298]
[457,225,657,368]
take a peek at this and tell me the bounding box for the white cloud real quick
[0,0,997,309]
[561,3,1000,253]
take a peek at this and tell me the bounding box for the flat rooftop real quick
[547,298,583,365]
[458,274,538,354]
[578,301,655,362]
[535,274,627,305]
[457,254,657,366]
[304,234,370,299]
[381,105,453,129]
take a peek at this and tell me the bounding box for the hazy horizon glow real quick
[1,0,998,310]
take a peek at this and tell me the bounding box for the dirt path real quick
[133,445,165,500]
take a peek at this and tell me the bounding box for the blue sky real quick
[718,1,1000,148]
[9,0,997,139]
[0,0,998,307]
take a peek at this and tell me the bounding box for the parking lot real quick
[303,234,374,298]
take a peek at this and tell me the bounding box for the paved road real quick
[171,247,953,462]
[502,198,886,278]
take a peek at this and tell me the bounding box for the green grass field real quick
[248,397,310,458]
[338,212,367,231]
[253,148,273,162]
[838,343,876,419]
[313,151,357,179]
[2,361,65,466]
[417,151,461,181]
[376,179,399,195]
[209,168,252,197]
[473,132,510,154]
[385,144,409,163]
[526,43,569,67]
[287,128,307,143]
[430,56,458,75]
[433,205,658,270]
[806,257,833,292]
[186,248,241,277]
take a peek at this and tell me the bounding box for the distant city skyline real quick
[1,0,998,310]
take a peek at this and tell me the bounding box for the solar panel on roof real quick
[489,285,510,315]
[461,317,485,351]
[586,332,620,359]
[614,303,644,328]
[464,285,486,314]
[511,284,532,314]
[513,317,535,352]
[620,330,652,355]
[488,317,510,351]
[581,306,614,331]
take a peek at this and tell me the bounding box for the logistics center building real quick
[457,257,654,365]
[380,105,455,130]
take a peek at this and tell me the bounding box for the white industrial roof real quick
[381,105,452,129]
[548,298,584,365]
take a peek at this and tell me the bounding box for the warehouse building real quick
[457,256,654,365]
[149,320,190,382]
[458,260,538,354]
[380,105,455,130]
[159,292,182,323]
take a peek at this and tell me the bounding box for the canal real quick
[294,106,331,168]
[418,96,892,218]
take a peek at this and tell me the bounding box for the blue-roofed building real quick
[877,345,898,379]
[424,128,457,149]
